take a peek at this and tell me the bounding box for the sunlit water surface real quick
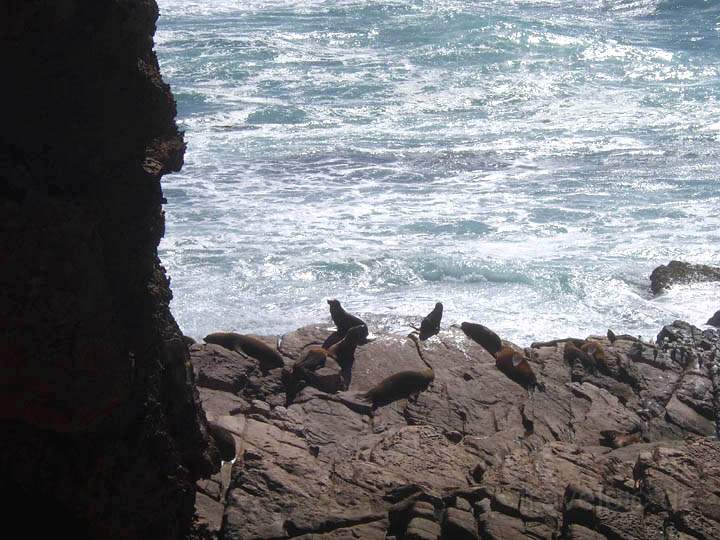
[156,0,720,344]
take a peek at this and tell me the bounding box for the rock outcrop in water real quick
[193,320,720,539]
[1,2,218,538]
[650,260,720,294]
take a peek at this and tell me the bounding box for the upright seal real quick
[418,302,443,340]
[323,299,369,348]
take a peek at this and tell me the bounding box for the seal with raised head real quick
[606,329,617,343]
[495,346,537,388]
[204,332,284,371]
[360,368,434,408]
[326,324,364,365]
[461,321,502,356]
[327,300,368,339]
[418,302,443,340]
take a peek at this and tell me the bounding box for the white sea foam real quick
[156,0,720,344]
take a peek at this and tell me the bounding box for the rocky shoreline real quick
[191,317,720,539]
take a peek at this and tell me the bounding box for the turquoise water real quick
[156,0,720,344]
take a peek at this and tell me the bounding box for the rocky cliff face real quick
[193,320,720,539]
[0,2,218,538]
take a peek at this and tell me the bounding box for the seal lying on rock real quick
[600,429,642,449]
[360,368,435,409]
[563,342,596,374]
[283,347,331,404]
[204,332,284,371]
[495,346,537,388]
[418,302,443,340]
[460,322,502,355]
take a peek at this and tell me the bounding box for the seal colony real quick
[199,299,548,418]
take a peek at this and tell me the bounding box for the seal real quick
[182,335,197,347]
[292,347,329,373]
[327,300,368,340]
[461,322,502,356]
[563,342,596,374]
[600,429,642,449]
[283,347,329,403]
[208,421,236,462]
[581,340,609,373]
[204,332,284,370]
[326,324,365,389]
[418,302,443,340]
[606,329,617,344]
[360,368,435,408]
[326,324,364,365]
[530,337,585,349]
[495,346,537,388]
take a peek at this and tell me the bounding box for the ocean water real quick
[155,0,720,345]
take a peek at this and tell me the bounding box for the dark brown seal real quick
[461,321,502,356]
[283,347,330,403]
[361,368,434,408]
[563,342,596,373]
[328,300,368,339]
[326,325,365,363]
[419,302,443,340]
[204,332,284,370]
[495,346,537,388]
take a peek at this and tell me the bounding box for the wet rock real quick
[650,260,720,294]
[707,309,720,327]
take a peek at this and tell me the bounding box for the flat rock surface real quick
[192,321,720,539]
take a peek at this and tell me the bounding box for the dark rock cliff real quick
[0,1,219,538]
